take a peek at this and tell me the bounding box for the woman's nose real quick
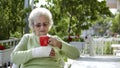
[40,25,45,29]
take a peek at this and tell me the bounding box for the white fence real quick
[0,38,20,67]
[70,37,120,56]
[92,37,120,55]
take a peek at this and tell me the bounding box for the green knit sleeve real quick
[61,41,80,59]
[11,34,33,65]
[54,36,80,59]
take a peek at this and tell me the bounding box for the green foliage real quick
[10,32,22,38]
[110,13,120,34]
[71,37,85,42]
[104,41,113,54]
[94,16,113,36]
[38,0,112,37]
[0,0,31,40]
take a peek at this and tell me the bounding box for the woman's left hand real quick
[48,37,62,49]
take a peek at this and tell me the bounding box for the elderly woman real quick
[11,8,80,68]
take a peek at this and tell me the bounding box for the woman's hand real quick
[48,37,62,49]
[49,48,55,57]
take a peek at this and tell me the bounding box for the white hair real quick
[28,8,53,31]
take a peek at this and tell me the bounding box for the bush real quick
[104,41,113,54]
[0,32,9,40]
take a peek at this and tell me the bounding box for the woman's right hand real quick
[49,48,55,57]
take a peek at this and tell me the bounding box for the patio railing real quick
[70,37,120,56]
[93,37,120,55]
[0,38,20,67]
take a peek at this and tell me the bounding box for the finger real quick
[48,40,54,46]
[48,41,52,45]
[48,38,53,44]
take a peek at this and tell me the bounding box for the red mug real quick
[39,36,49,46]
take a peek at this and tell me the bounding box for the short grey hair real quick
[28,8,53,31]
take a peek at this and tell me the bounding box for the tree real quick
[0,0,31,40]
[93,16,113,36]
[35,0,112,39]
[111,13,120,34]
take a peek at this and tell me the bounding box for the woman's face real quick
[33,16,50,36]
